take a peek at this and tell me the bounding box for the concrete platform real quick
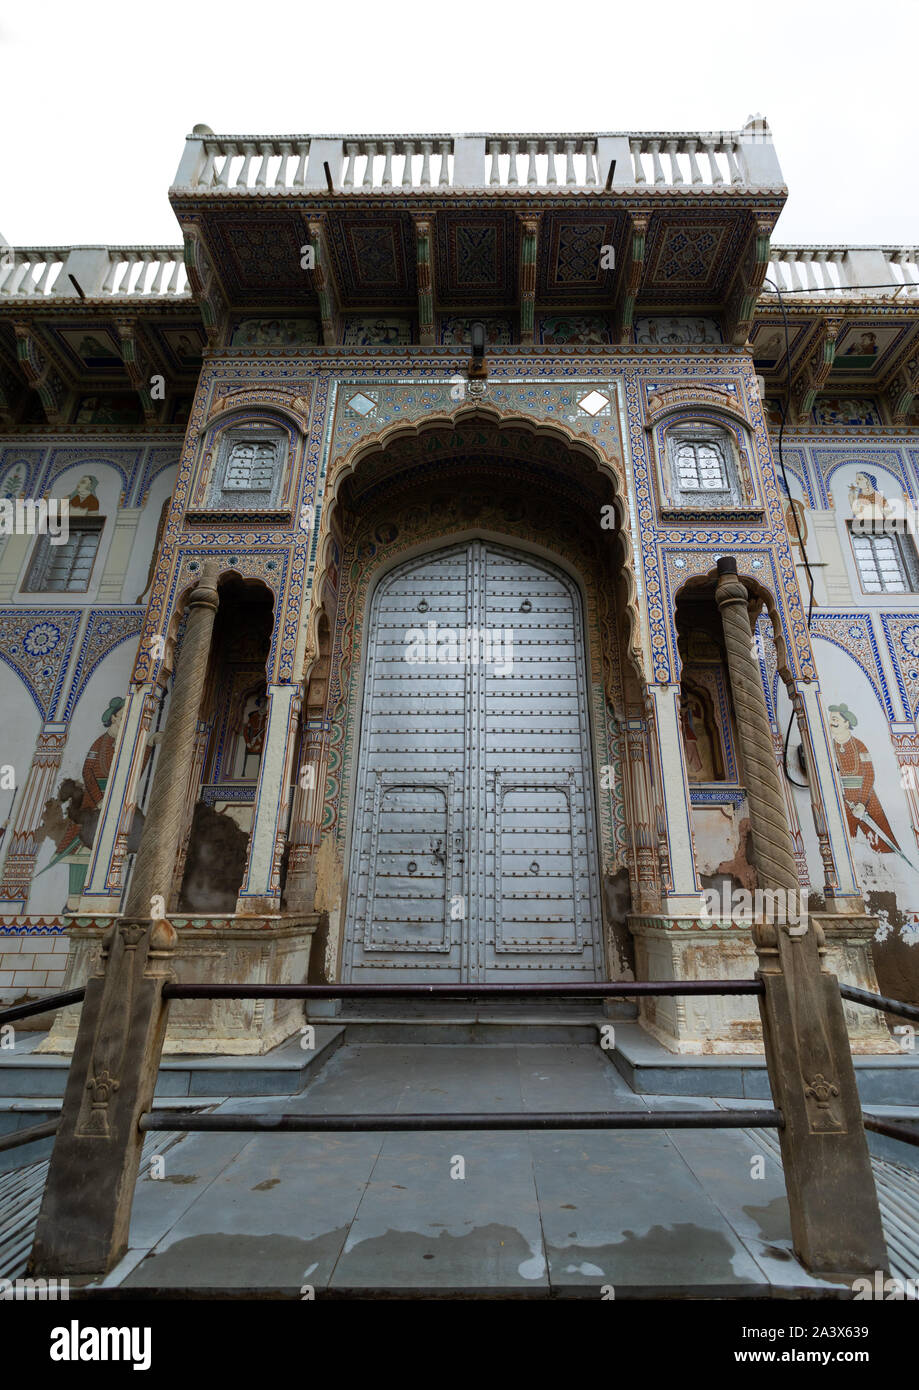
[47,1041,910,1298]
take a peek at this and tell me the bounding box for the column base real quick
[37,913,319,1056]
[629,912,896,1055]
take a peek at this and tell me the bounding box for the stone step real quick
[611,1022,919,1105]
[333,997,635,1045]
[0,1025,345,1102]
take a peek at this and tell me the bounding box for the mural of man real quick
[848,471,894,525]
[828,703,902,855]
[69,474,100,512]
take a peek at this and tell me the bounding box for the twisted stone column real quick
[124,560,219,917]
[715,556,799,891]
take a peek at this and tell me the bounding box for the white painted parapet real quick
[170,118,786,193]
[0,246,188,298]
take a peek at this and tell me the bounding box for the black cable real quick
[761,279,916,294]
[761,274,813,788]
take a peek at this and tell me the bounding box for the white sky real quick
[1,0,915,248]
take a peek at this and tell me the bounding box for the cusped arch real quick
[673,564,793,685]
[308,403,646,685]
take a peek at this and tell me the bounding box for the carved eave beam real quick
[789,315,843,425]
[725,215,773,347]
[182,221,229,347]
[884,338,919,426]
[613,213,648,344]
[306,218,341,347]
[13,321,65,423]
[116,319,158,424]
[518,215,540,346]
[413,217,436,347]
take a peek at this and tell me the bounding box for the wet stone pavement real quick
[96,1042,851,1298]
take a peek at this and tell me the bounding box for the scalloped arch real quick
[306,402,647,686]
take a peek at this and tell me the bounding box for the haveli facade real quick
[1,120,917,1054]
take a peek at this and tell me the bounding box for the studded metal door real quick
[343,540,603,982]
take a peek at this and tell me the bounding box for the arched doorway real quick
[342,538,604,982]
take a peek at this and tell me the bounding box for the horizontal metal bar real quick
[839,984,919,1024]
[139,1108,782,1134]
[0,1117,59,1154]
[162,980,763,1001]
[0,988,85,1026]
[863,1113,919,1148]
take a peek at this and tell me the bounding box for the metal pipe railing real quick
[0,987,85,1026]
[139,1108,783,1134]
[0,1117,59,1154]
[863,1113,919,1149]
[839,984,919,1024]
[162,980,763,1000]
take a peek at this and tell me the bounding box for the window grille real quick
[675,441,729,492]
[24,520,103,592]
[222,441,276,492]
[850,526,919,594]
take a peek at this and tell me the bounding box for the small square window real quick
[24,519,104,592]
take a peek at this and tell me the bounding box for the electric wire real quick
[762,275,816,787]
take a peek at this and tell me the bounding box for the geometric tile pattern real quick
[0,609,82,719]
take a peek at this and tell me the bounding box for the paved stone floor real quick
[88,1042,867,1298]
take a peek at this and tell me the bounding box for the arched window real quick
[666,422,742,508]
[207,426,286,510]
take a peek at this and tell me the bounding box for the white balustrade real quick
[0,250,66,296]
[629,133,747,188]
[173,127,778,192]
[767,247,919,296]
[0,247,187,297]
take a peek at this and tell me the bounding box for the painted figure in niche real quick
[815,398,879,427]
[240,692,268,779]
[68,474,100,512]
[784,497,809,556]
[828,703,911,863]
[848,471,895,524]
[37,697,148,901]
[74,333,120,369]
[679,686,721,782]
[843,331,880,370]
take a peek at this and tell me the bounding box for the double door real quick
[343,540,603,982]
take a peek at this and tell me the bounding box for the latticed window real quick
[675,441,729,492]
[25,519,103,592]
[850,527,919,594]
[222,441,276,492]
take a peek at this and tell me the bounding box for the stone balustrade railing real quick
[172,119,785,192]
[0,246,188,298]
[767,246,919,296]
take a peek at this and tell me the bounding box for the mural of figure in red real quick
[241,692,268,779]
[38,697,141,900]
[828,703,907,859]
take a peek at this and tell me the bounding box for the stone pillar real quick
[715,558,799,891]
[236,684,300,914]
[285,718,330,911]
[123,562,219,918]
[29,915,178,1276]
[646,683,699,910]
[715,557,887,1276]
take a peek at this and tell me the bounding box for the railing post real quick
[715,557,888,1279]
[28,916,177,1277]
